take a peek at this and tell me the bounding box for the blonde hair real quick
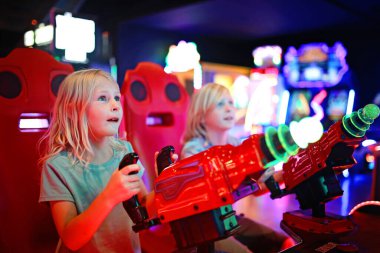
[39,69,122,167]
[183,83,231,143]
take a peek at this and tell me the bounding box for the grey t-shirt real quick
[39,139,144,253]
[181,135,241,159]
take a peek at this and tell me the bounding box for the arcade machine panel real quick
[120,62,189,191]
[0,48,73,252]
[284,42,353,132]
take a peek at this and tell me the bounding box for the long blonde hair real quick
[183,83,231,143]
[39,69,121,167]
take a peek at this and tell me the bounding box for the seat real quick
[120,63,189,252]
[120,62,189,191]
[0,48,73,252]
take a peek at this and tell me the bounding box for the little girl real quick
[182,83,294,253]
[39,69,146,252]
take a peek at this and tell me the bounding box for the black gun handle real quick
[118,152,139,172]
[156,145,175,175]
[265,176,283,199]
[118,152,149,224]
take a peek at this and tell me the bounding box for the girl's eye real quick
[216,101,224,107]
[98,95,107,101]
[114,95,121,102]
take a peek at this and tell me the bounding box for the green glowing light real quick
[342,104,380,138]
[264,126,287,163]
[363,104,380,121]
[277,124,299,156]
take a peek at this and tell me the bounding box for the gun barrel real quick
[154,124,298,223]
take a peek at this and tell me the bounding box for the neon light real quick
[252,46,282,67]
[349,201,380,215]
[265,126,287,163]
[278,124,299,156]
[232,75,250,109]
[310,89,327,121]
[278,90,290,124]
[35,24,53,46]
[110,57,117,81]
[362,139,376,147]
[346,89,355,115]
[284,42,348,88]
[165,41,200,73]
[19,118,49,129]
[55,12,95,63]
[193,63,202,90]
[24,30,34,47]
[289,117,323,148]
[18,113,49,132]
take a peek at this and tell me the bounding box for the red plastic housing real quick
[0,48,73,251]
[282,121,364,190]
[154,134,270,223]
[120,62,189,190]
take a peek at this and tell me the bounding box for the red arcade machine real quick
[120,104,379,252]
[266,104,380,252]
[0,48,73,252]
[120,62,189,191]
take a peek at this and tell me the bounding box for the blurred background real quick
[1,0,380,252]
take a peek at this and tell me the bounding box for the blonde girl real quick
[181,83,294,253]
[39,69,146,253]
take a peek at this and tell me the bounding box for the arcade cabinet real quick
[120,62,189,191]
[0,48,73,252]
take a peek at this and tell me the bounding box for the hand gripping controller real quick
[118,152,159,231]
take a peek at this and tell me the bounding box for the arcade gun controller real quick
[264,104,380,252]
[121,123,300,250]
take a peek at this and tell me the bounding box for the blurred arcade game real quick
[283,42,354,149]
[244,45,286,135]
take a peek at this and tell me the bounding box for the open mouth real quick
[146,113,174,126]
[18,113,49,132]
[107,117,119,122]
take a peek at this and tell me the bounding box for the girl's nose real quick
[111,99,120,111]
[225,104,232,111]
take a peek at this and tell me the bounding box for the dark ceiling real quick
[1,0,380,56]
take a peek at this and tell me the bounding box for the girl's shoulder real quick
[45,151,73,170]
[183,137,208,150]
[181,137,209,159]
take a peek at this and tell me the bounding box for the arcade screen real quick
[287,88,349,128]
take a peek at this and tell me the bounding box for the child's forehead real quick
[93,77,120,92]
[216,91,232,100]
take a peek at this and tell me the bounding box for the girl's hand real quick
[255,167,284,195]
[154,151,178,177]
[102,164,142,207]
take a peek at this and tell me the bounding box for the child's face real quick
[87,76,123,141]
[204,91,236,132]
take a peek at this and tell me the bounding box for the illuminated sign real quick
[284,42,348,88]
[252,45,282,67]
[165,40,202,89]
[55,12,95,63]
[24,24,54,47]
